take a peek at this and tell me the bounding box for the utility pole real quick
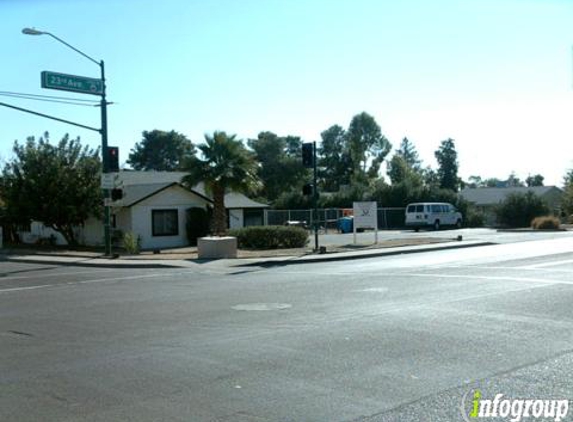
[23,28,112,256]
[312,141,319,251]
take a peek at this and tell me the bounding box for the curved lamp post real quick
[22,27,112,256]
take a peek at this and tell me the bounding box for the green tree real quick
[0,132,102,245]
[525,174,544,187]
[466,175,484,188]
[395,137,422,171]
[485,178,503,187]
[505,172,524,187]
[434,138,460,191]
[248,132,308,201]
[283,135,303,156]
[318,125,352,191]
[387,137,424,187]
[182,131,260,235]
[422,166,441,190]
[387,155,423,186]
[495,191,549,228]
[127,129,195,171]
[561,170,573,218]
[564,169,573,186]
[346,112,392,182]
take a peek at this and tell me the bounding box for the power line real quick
[0,90,100,107]
[0,90,99,102]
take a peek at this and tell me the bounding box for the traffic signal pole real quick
[312,141,319,251]
[100,60,112,257]
[21,28,113,257]
[302,141,320,252]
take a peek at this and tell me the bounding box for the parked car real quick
[405,202,462,231]
[285,220,308,229]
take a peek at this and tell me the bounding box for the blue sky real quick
[1,0,572,186]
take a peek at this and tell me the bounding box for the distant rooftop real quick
[460,186,562,206]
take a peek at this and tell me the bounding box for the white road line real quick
[0,271,198,294]
[0,269,114,282]
[405,272,573,286]
[521,259,573,269]
[428,265,573,273]
[0,284,53,293]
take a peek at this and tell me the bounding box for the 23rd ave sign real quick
[41,70,103,96]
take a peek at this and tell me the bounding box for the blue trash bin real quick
[338,217,353,233]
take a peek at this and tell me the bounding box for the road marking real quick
[427,265,573,273]
[405,272,573,286]
[521,259,573,269]
[0,271,197,294]
[0,268,114,282]
[0,284,53,293]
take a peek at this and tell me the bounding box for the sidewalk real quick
[0,238,493,269]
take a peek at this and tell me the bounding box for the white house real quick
[19,171,268,250]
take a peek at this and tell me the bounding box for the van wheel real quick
[414,228,420,232]
[456,219,462,229]
[433,220,440,231]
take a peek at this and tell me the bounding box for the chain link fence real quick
[264,208,406,232]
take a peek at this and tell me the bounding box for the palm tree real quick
[182,131,260,236]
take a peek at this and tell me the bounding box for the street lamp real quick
[22,27,112,256]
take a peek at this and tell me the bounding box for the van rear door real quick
[406,204,426,225]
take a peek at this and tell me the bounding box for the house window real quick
[152,209,179,236]
[244,209,264,227]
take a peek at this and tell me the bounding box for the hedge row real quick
[228,225,309,249]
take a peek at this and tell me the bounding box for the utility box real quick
[197,236,237,259]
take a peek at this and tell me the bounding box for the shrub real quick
[464,207,485,228]
[186,207,211,246]
[122,231,141,254]
[228,225,309,249]
[531,216,560,230]
[495,191,549,228]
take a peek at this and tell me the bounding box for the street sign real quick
[353,201,378,244]
[101,173,115,190]
[41,71,103,96]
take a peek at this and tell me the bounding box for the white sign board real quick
[100,173,115,190]
[352,201,378,244]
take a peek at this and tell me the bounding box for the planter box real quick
[197,236,237,259]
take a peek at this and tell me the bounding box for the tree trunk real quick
[51,224,77,246]
[212,185,227,236]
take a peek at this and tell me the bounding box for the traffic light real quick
[302,142,314,168]
[107,146,119,172]
[302,183,313,196]
[111,188,123,201]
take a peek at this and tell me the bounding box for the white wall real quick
[78,217,104,246]
[21,222,67,245]
[130,185,209,250]
[229,209,244,230]
[114,208,132,237]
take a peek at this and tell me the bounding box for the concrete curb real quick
[1,240,495,269]
[0,255,183,269]
[236,240,496,267]
[496,228,567,233]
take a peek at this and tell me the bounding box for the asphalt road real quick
[2,236,573,422]
[319,227,573,247]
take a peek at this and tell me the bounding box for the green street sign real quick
[41,71,103,96]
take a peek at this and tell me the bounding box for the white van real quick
[405,202,462,231]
